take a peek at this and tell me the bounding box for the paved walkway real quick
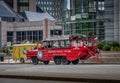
[1,51,120,64]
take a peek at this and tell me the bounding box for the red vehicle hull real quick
[26,46,102,65]
[26,35,103,65]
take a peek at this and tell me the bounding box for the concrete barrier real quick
[83,51,120,64]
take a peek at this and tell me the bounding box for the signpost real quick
[6,42,12,63]
[7,42,11,47]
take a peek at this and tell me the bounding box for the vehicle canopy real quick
[42,35,70,48]
[42,34,98,48]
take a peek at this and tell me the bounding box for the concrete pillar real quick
[13,22,16,43]
[1,21,7,47]
[13,0,17,12]
[119,1,120,44]
[29,0,36,12]
[114,0,119,42]
[45,18,48,39]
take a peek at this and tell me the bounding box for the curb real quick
[0,74,120,83]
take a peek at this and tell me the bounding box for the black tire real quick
[72,59,79,65]
[61,57,70,65]
[43,61,49,65]
[20,58,25,63]
[54,57,61,65]
[31,57,39,65]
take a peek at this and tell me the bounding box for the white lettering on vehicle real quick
[48,50,71,53]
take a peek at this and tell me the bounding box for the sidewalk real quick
[0,57,31,64]
[0,57,20,64]
[0,51,120,64]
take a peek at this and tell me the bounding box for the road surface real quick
[0,64,120,82]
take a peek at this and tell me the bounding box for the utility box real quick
[12,43,33,63]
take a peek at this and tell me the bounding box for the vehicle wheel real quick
[61,57,70,65]
[72,59,79,65]
[54,57,61,65]
[31,57,38,65]
[20,58,25,63]
[43,61,49,65]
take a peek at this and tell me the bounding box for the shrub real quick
[110,41,119,47]
[110,47,114,51]
[21,40,27,44]
[98,41,120,51]
[114,47,120,51]
[98,41,106,50]
[103,43,111,51]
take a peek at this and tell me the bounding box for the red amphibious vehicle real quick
[26,34,103,65]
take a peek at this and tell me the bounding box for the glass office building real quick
[36,0,62,20]
[17,0,29,13]
[63,0,119,42]
[4,0,36,18]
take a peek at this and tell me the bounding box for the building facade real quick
[0,19,62,47]
[62,0,120,43]
[0,0,17,22]
[4,0,63,20]
[0,0,62,48]
[36,0,62,20]
[4,0,36,17]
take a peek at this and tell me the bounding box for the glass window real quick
[17,32,22,42]
[19,6,29,12]
[19,0,29,3]
[50,30,62,36]
[49,7,52,10]
[16,30,43,43]
[46,7,49,10]
[22,31,26,40]
[7,32,13,42]
[44,1,46,4]
[49,2,52,5]
[98,1,105,11]
[40,1,43,4]
[88,1,96,12]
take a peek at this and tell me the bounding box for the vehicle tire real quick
[54,57,61,65]
[31,57,38,65]
[72,59,79,65]
[61,57,70,65]
[20,58,25,63]
[43,61,49,65]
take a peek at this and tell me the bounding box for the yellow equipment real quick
[12,43,33,63]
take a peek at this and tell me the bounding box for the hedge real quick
[98,41,120,51]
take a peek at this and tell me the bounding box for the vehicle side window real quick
[53,41,59,47]
[60,41,64,47]
[72,41,78,46]
[65,40,70,47]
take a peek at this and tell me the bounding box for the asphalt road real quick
[0,78,81,83]
[0,64,120,82]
